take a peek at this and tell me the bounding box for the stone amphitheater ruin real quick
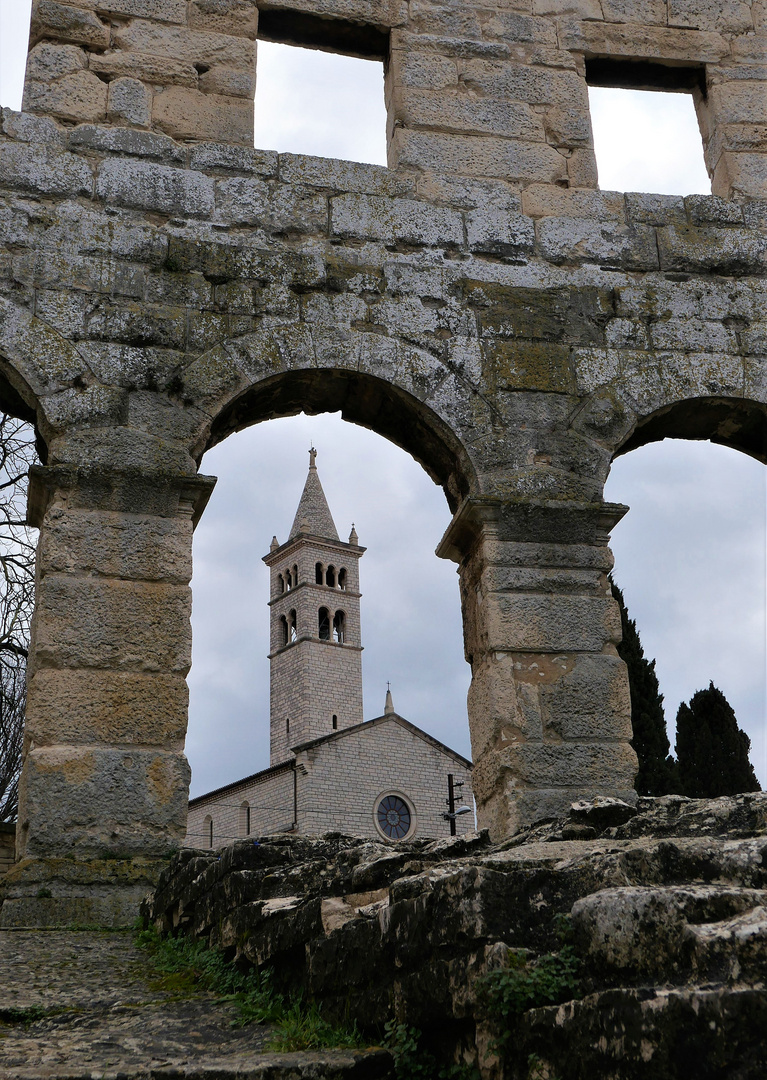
[0,0,765,926]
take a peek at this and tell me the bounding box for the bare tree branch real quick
[0,416,38,822]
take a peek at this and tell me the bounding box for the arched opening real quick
[278,573,285,594]
[318,607,331,641]
[326,566,336,588]
[288,609,297,643]
[332,714,338,730]
[315,562,323,585]
[239,801,251,836]
[606,400,767,790]
[203,369,477,514]
[338,568,347,591]
[187,412,472,802]
[333,611,345,644]
[203,814,213,849]
[280,615,289,647]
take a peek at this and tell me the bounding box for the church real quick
[185,450,474,848]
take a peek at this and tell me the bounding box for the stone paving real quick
[0,930,391,1079]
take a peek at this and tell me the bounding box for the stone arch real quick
[181,327,485,512]
[0,295,97,450]
[616,396,767,464]
[571,380,767,473]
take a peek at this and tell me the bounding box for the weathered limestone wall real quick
[0,823,15,875]
[0,0,764,922]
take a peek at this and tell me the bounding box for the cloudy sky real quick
[1,4,765,793]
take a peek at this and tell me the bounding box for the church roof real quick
[291,711,473,770]
[289,448,339,541]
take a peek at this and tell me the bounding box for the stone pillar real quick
[701,63,767,199]
[385,19,596,187]
[0,464,214,927]
[438,497,637,841]
[23,0,257,143]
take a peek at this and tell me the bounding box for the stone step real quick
[572,884,767,983]
[515,986,767,1080]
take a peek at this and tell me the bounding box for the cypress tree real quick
[611,580,677,795]
[675,682,761,798]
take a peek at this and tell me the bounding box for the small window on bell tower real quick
[332,714,338,730]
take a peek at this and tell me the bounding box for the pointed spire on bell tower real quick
[289,448,339,541]
[263,448,366,766]
[384,682,395,716]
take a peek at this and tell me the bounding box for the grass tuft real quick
[135,927,363,1051]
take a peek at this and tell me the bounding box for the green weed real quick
[477,944,580,1058]
[383,1021,480,1080]
[135,927,362,1051]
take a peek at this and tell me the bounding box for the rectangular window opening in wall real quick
[254,34,387,166]
[586,60,710,196]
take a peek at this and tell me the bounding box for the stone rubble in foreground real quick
[144,793,767,1079]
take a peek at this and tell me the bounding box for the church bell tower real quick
[263,449,365,765]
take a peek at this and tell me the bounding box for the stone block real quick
[560,20,728,63]
[502,742,638,788]
[625,192,686,225]
[86,0,188,21]
[18,745,191,858]
[24,40,86,81]
[33,576,192,673]
[536,218,659,269]
[2,109,66,146]
[152,86,254,144]
[199,65,256,98]
[488,595,620,652]
[26,668,189,747]
[601,0,667,22]
[114,20,256,69]
[188,0,259,38]
[96,158,215,217]
[38,505,192,582]
[708,81,767,125]
[390,129,568,184]
[388,48,457,91]
[0,295,89,392]
[522,185,626,220]
[215,177,327,233]
[0,142,93,198]
[69,123,184,162]
[668,0,755,33]
[40,385,129,433]
[540,653,632,742]
[657,225,767,274]
[466,206,535,258]
[189,142,277,174]
[533,0,602,14]
[24,69,108,124]
[330,192,463,246]
[279,153,411,196]
[714,152,767,200]
[108,77,152,127]
[393,88,545,141]
[31,0,110,49]
[566,147,599,188]
[455,61,587,108]
[89,50,198,86]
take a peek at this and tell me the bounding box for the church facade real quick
[185,452,473,849]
